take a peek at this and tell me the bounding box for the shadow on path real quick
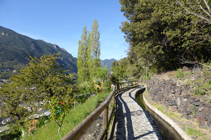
[115,88,162,140]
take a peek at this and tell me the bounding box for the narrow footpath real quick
[113,88,163,140]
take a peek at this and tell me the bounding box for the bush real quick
[103,80,112,93]
[176,69,184,78]
[36,116,51,128]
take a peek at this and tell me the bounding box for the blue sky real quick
[0,0,129,60]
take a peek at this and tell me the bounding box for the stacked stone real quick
[149,76,211,129]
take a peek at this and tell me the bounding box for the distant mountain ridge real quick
[101,58,116,70]
[0,26,117,79]
[0,26,77,78]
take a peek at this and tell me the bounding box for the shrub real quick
[176,69,184,78]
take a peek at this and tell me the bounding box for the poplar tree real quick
[77,26,89,82]
[77,20,101,82]
[89,19,101,80]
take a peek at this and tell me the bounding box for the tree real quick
[119,0,211,73]
[91,19,101,67]
[0,53,76,133]
[77,20,101,82]
[111,59,127,81]
[89,19,101,80]
[77,26,89,82]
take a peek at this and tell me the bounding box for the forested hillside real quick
[101,58,116,70]
[112,0,211,80]
[0,26,77,79]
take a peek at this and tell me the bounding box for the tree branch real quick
[203,0,210,11]
[196,0,211,17]
[176,0,211,23]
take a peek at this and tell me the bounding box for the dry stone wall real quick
[148,75,211,129]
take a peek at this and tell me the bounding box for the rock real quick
[187,110,192,115]
[176,97,180,106]
[192,101,200,106]
[169,100,177,106]
[191,135,197,139]
[207,113,211,127]
[202,107,210,121]
[182,66,189,72]
[196,115,205,123]
[186,115,192,120]
[198,107,204,112]
[199,123,207,129]
[175,88,182,96]
[96,123,101,127]
[206,103,211,107]
[171,106,178,112]
[0,117,11,125]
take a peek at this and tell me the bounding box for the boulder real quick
[182,66,189,72]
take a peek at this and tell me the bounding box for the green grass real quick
[23,92,110,140]
[176,68,184,78]
[186,125,203,137]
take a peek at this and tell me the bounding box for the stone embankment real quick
[148,73,211,129]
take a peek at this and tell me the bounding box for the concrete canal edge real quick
[135,88,192,140]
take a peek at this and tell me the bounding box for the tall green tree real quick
[77,26,89,82]
[89,19,101,80]
[77,20,101,82]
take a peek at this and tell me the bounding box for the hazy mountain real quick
[0,26,77,79]
[101,58,116,70]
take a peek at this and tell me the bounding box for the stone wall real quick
[148,75,211,129]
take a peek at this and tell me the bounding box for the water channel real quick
[135,88,184,140]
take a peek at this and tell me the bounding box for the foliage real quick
[23,92,110,140]
[176,69,184,78]
[76,81,94,103]
[0,129,22,140]
[36,116,51,128]
[193,62,211,95]
[0,53,76,134]
[77,19,101,82]
[119,0,211,75]
[90,19,101,70]
[45,95,75,133]
[77,26,90,82]
[92,66,111,93]
[92,66,109,80]
[186,125,203,137]
[111,59,127,81]
[77,20,112,95]
[176,0,211,23]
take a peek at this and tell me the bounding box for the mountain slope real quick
[101,58,116,70]
[0,26,77,78]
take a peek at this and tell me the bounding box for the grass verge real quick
[23,92,110,140]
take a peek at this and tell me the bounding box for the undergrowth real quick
[23,92,110,140]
